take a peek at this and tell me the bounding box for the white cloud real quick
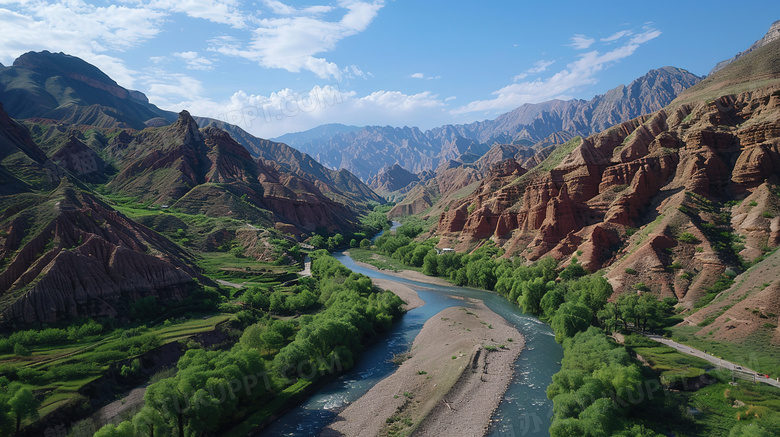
[514,59,555,81]
[144,0,250,28]
[210,1,384,79]
[601,30,632,42]
[139,68,207,108]
[170,84,447,138]
[0,1,166,87]
[569,34,595,49]
[174,51,214,70]
[454,27,662,115]
[409,72,440,80]
[263,0,333,16]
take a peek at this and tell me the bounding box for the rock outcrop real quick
[108,111,361,234]
[435,51,780,305]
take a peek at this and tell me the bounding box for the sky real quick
[0,1,778,139]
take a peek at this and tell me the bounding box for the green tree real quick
[597,302,620,334]
[422,253,439,276]
[133,405,168,437]
[540,286,566,320]
[12,344,29,357]
[551,302,591,343]
[519,277,548,315]
[309,234,325,248]
[8,387,38,437]
[559,258,587,280]
[94,421,135,437]
[359,238,371,249]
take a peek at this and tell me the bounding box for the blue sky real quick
[0,1,778,138]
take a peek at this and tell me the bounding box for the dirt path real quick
[298,255,312,277]
[90,385,148,427]
[216,279,244,288]
[644,334,780,388]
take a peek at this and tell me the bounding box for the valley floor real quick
[322,271,524,436]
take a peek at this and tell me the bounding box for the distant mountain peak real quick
[277,66,700,182]
[0,51,173,127]
[710,19,780,74]
[13,50,118,87]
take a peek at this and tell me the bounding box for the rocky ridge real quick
[435,39,780,309]
[275,67,700,181]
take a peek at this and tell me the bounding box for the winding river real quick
[260,232,562,436]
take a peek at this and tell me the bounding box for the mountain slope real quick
[106,111,363,234]
[277,67,701,181]
[710,20,780,74]
[0,51,176,129]
[194,117,383,207]
[434,35,780,314]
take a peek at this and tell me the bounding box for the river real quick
[260,235,562,436]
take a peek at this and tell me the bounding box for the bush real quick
[14,343,30,357]
[677,232,699,244]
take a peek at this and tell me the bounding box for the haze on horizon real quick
[0,0,777,138]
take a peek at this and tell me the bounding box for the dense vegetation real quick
[307,204,393,251]
[369,226,780,436]
[94,252,404,436]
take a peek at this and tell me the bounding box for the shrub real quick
[761,211,774,218]
[14,343,30,357]
[624,268,637,275]
[677,232,699,244]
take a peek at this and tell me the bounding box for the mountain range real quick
[275,66,701,182]
[431,30,780,341]
[0,51,383,327]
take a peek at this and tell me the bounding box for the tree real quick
[309,234,325,248]
[12,344,29,357]
[8,387,38,437]
[540,286,566,320]
[519,277,548,315]
[145,378,187,437]
[551,302,591,343]
[559,258,587,281]
[359,238,371,249]
[133,405,168,437]
[422,253,438,276]
[0,394,13,437]
[349,238,358,248]
[94,421,135,437]
[597,302,620,334]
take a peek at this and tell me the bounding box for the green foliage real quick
[677,232,699,244]
[94,421,135,437]
[13,343,30,357]
[107,252,404,436]
[551,302,591,343]
[547,327,650,435]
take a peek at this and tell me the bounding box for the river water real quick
[260,239,562,436]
